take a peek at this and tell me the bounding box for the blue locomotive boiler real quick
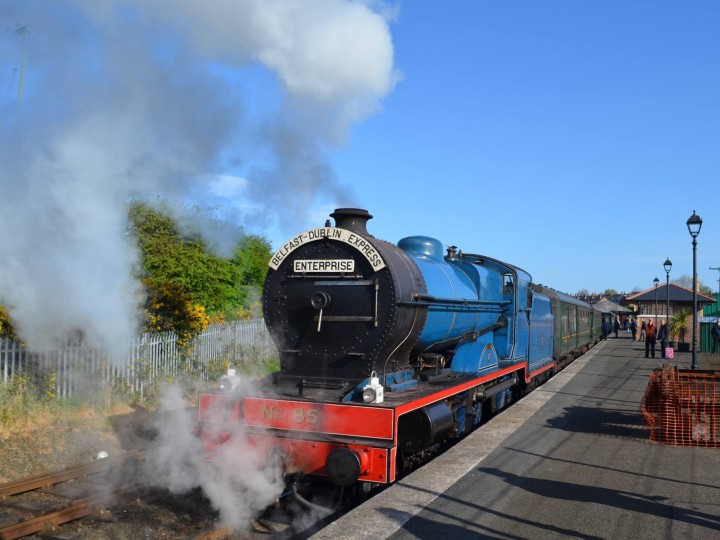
[263,208,555,402]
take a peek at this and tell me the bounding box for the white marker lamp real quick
[362,372,384,403]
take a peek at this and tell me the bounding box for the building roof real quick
[604,293,628,306]
[625,283,715,304]
[576,293,630,306]
[593,299,632,313]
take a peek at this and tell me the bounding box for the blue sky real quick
[324,2,719,296]
[1,1,718,349]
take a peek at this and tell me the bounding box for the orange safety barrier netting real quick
[640,365,720,447]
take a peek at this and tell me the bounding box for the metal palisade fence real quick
[0,319,276,399]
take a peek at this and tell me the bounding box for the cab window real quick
[503,274,514,294]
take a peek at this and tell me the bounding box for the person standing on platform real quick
[640,320,646,342]
[614,316,620,338]
[630,317,638,341]
[602,317,611,340]
[657,320,669,359]
[645,319,657,358]
[712,320,720,354]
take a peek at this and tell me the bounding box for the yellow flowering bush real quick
[0,304,18,340]
[142,279,210,347]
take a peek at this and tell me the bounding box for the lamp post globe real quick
[686,211,702,370]
[653,277,659,328]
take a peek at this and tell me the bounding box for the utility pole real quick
[14,25,29,109]
[710,266,720,298]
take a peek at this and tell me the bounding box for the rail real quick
[0,450,145,539]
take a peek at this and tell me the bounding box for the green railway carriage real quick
[531,285,599,364]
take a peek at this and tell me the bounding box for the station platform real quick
[311,335,720,540]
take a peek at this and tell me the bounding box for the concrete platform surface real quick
[311,336,720,540]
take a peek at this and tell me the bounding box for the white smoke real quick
[144,383,286,531]
[0,0,397,352]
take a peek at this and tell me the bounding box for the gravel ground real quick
[0,404,279,540]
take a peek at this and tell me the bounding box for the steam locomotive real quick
[198,208,603,490]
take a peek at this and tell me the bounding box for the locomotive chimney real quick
[330,208,373,235]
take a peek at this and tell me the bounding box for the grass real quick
[0,383,134,482]
[0,383,121,441]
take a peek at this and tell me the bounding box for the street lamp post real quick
[664,258,672,343]
[653,277,659,329]
[687,211,703,370]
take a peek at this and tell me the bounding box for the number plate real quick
[243,398,394,439]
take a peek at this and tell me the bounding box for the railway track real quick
[0,450,144,539]
[0,449,346,540]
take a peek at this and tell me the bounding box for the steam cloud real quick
[144,383,288,530]
[0,0,397,352]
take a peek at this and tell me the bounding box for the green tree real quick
[234,235,272,289]
[130,202,237,308]
[603,289,618,296]
[205,234,273,322]
[673,274,712,296]
[128,201,272,333]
